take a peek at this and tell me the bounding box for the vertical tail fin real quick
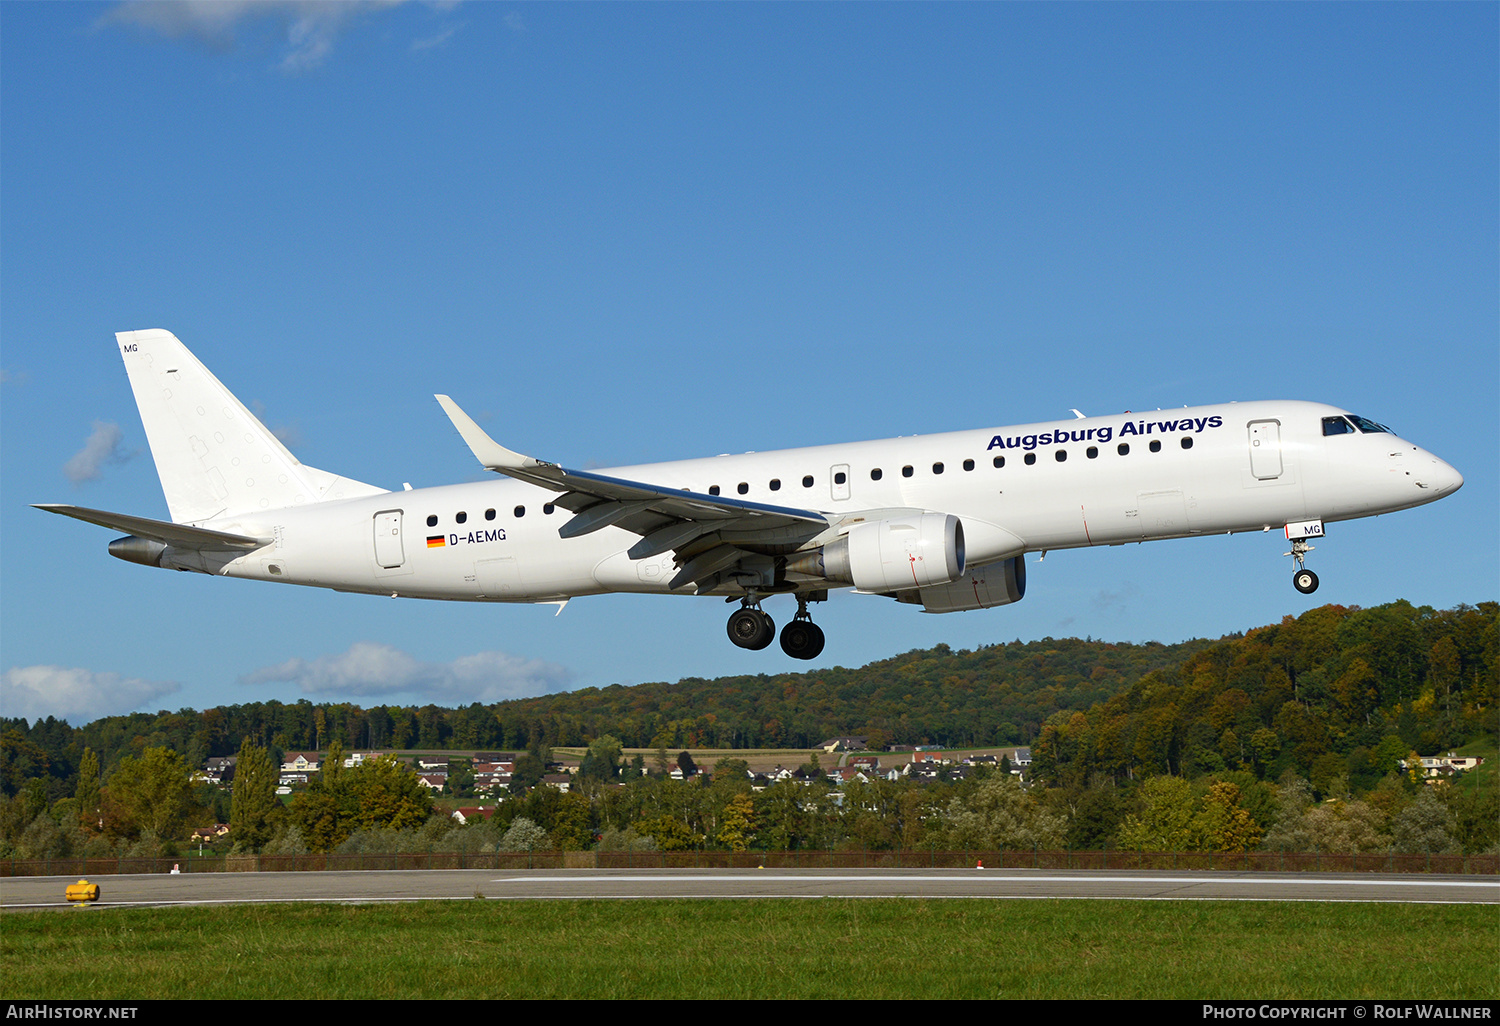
[116,329,385,523]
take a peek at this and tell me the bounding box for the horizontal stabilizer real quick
[32,504,270,550]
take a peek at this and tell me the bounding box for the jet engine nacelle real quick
[898,555,1026,613]
[108,535,167,568]
[799,513,965,591]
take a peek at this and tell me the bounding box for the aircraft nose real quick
[1421,455,1464,497]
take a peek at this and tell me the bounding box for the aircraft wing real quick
[33,504,271,550]
[436,395,831,590]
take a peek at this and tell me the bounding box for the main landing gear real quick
[726,605,775,651]
[726,594,825,660]
[1287,537,1319,595]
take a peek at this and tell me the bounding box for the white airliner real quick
[38,330,1464,660]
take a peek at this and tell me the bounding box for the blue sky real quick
[3,2,1495,725]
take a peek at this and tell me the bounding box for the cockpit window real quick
[1347,415,1392,434]
[1322,416,1355,436]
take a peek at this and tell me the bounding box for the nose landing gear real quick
[1286,537,1319,594]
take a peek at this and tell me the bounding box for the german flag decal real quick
[426,535,446,548]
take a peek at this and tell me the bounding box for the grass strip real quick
[3,899,1495,1000]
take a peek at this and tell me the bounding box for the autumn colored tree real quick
[717,794,756,852]
[1195,781,1263,853]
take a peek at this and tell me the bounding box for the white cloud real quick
[270,422,305,449]
[1,666,181,723]
[101,0,413,71]
[411,24,459,52]
[64,421,134,484]
[240,641,572,703]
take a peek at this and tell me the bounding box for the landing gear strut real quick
[1287,538,1319,594]
[778,595,825,661]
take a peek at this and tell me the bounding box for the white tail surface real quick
[115,329,385,523]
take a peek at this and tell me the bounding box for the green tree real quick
[229,738,278,851]
[580,735,623,781]
[107,747,196,841]
[1301,799,1390,853]
[1391,788,1460,855]
[75,747,102,834]
[499,816,550,851]
[943,775,1065,851]
[291,753,432,852]
[641,813,699,851]
[1117,776,1197,852]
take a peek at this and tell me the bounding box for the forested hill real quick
[2,600,1494,796]
[470,631,1217,751]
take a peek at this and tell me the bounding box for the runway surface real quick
[3,868,1495,909]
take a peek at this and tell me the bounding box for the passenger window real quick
[1087,446,1098,459]
[1024,453,1036,465]
[963,459,975,471]
[802,475,814,488]
[1055,450,1067,462]
[427,515,438,527]
[993,456,1005,468]
[1118,443,1130,456]
[737,483,749,495]
[709,485,720,496]
[932,462,944,475]
[514,505,525,518]
[456,511,467,524]
[769,479,781,491]
[1149,440,1162,452]
[902,465,913,478]
[1180,437,1193,449]
[870,468,883,481]
[543,503,555,515]
[485,509,496,521]
[834,471,847,485]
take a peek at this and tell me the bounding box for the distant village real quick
[181,740,1482,846]
[200,739,1036,797]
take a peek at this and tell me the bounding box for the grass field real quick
[3,898,1496,1000]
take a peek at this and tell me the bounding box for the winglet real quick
[434,395,547,472]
